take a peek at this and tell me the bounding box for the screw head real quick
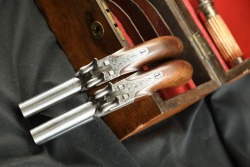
[90,21,104,39]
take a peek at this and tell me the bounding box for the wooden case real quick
[35,0,250,140]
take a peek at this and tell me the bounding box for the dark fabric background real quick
[0,0,249,166]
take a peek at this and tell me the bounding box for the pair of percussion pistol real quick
[18,36,193,145]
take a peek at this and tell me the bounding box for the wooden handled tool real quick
[198,0,243,67]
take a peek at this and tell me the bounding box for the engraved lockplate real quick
[99,70,164,116]
[97,47,149,84]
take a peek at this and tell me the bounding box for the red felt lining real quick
[113,16,134,47]
[159,80,196,100]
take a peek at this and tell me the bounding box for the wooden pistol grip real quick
[112,36,184,74]
[127,60,193,100]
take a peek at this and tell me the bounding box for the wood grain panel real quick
[36,0,123,70]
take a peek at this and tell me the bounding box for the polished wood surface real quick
[105,0,172,44]
[130,60,193,100]
[115,36,184,74]
[132,0,173,36]
[36,0,123,71]
[106,0,158,42]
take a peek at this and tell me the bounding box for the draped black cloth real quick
[0,1,249,166]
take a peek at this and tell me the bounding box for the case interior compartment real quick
[105,0,213,101]
[187,0,250,68]
[165,0,250,84]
